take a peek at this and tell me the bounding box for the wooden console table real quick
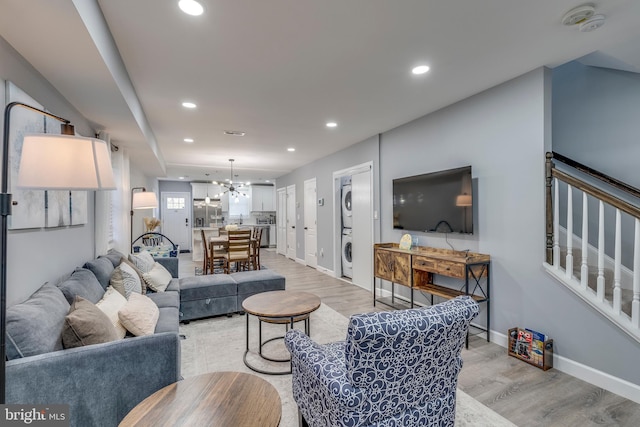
[374,243,490,342]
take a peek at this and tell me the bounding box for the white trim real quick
[316,265,334,276]
[296,257,306,265]
[491,329,640,404]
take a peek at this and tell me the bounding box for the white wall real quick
[1,36,97,305]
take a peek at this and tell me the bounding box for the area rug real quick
[180,304,516,427]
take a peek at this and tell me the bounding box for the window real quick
[167,197,186,210]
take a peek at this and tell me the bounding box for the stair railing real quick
[545,152,640,341]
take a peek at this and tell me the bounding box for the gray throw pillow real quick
[6,283,70,359]
[110,261,143,299]
[101,249,127,268]
[62,296,120,349]
[83,257,115,290]
[56,268,105,305]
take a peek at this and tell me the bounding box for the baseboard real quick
[316,266,334,276]
[295,258,306,265]
[491,330,640,404]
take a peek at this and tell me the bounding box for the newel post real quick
[545,152,554,264]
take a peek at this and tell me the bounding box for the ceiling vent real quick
[562,4,595,26]
[224,130,246,136]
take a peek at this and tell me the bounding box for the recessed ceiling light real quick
[412,65,430,75]
[326,122,338,128]
[179,176,185,180]
[178,0,204,16]
[265,180,271,183]
[287,148,295,152]
[223,130,246,136]
[183,138,194,143]
[182,101,197,109]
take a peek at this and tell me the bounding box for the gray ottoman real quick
[179,275,238,321]
[231,270,286,309]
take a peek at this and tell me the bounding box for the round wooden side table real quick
[119,371,281,427]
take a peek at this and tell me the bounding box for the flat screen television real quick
[393,166,473,234]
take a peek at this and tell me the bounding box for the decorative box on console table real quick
[373,243,491,344]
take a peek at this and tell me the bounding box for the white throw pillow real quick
[96,286,128,339]
[142,262,173,292]
[128,250,155,273]
[110,261,143,299]
[118,293,159,336]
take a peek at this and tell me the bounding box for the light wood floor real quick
[182,250,640,427]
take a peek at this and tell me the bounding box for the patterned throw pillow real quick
[120,257,147,294]
[118,293,159,336]
[96,286,128,339]
[142,262,173,292]
[128,250,155,273]
[110,261,143,299]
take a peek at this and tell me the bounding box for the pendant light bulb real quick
[205,196,210,204]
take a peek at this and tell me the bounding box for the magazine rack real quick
[508,327,553,371]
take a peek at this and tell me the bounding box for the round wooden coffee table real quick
[119,372,281,427]
[242,290,321,375]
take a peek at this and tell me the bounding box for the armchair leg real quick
[298,409,309,427]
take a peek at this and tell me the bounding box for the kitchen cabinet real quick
[251,185,275,212]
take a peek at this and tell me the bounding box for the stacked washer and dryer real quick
[341,177,353,279]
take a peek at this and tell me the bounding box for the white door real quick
[351,170,373,291]
[286,185,296,260]
[277,188,287,255]
[304,178,317,268]
[161,192,191,252]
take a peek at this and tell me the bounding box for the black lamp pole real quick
[1,102,75,403]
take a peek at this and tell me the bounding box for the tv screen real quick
[393,166,473,234]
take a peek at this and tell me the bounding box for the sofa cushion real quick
[83,257,115,290]
[232,270,286,295]
[96,286,128,338]
[110,261,143,299]
[118,293,159,336]
[57,268,105,305]
[6,283,70,359]
[143,262,172,292]
[62,296,120,349]
[179,275,237,301]
[146,291,180,310]
[101,249,127,268]
[155,307,180,333]
[166,278,180,293]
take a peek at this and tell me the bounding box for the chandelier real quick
[213,159,249,203]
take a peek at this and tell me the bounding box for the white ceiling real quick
[2,0,640,184]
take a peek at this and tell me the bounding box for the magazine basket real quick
[508,327,553,371]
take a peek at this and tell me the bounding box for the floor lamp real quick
[130,187,159,250]
[1,101,116,403]
[456,193,472,233]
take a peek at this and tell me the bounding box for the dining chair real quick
[250,227,262,270]
[224,229,252,273]
[209,237,228,274]
[200,229,213,275]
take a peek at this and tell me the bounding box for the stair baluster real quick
[581,193,589,290]
[597,201,605,302]
[553,179,560,269]
[633,218,640,328]
[613,209,622,313]
[566,184,574,279]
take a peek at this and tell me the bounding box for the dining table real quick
[209,233,260,271]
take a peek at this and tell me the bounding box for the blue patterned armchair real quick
[284,296,479,427]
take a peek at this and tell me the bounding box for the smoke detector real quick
[562,4,595,26]
[579,14,606,32]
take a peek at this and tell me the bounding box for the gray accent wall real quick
[1,36,97,305]
[280,67,640,387]
[277,135,381,269]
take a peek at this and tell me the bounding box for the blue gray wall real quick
[279,67,640,387]
[1,36,97,305]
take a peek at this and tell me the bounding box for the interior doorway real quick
[333,162,373,291]
[276,187,287,255]
[286,185,296,260]
[304,178,318,268]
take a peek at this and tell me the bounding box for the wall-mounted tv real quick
[393,166,473,234]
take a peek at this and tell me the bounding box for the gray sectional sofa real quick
[5,249,285,427]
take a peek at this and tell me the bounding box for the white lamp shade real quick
[17,134,116,190]
[132,191,158,210]
[456,194,472,207]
